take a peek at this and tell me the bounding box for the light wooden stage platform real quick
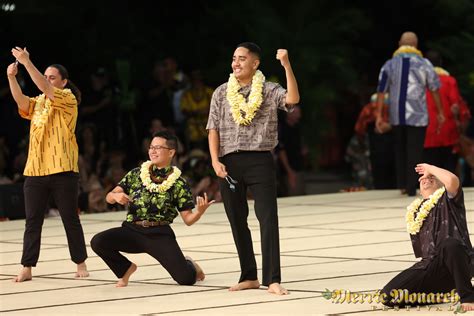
[1,189,473,315]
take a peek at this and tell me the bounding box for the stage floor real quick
[1,189,473,315]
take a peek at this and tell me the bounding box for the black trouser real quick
[393,125,426,196]
[368,127,396,189]
[22,172,87,266]
[381,238,474,306]
[219,151,281,286]
[423,146,458,175]
[90,222,196,285]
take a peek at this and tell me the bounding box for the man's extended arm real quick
[276,49,299,105]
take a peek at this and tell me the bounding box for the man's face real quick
[231,47,259,82]
[419,175,442,197]
[148,137,174,167]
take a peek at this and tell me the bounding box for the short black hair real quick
[152,131,178,150]
[237,42,261,59]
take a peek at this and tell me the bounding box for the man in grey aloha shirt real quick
[206,42,299,295]
[381,163,474,312]
[375,32,445,196]
[91,131,214,287]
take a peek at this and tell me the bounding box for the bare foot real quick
[13,267,32,282]
[116,263,137,287]
[185,256,205,281]
[229,280,260,291]
[268,283,289,295]
[75,262,90,278]
[462,302,474,311]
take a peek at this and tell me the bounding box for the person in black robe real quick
[381,163,474,312]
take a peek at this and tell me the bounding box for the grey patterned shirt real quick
[206,81,288,157]
[377,54,440,126]
[410,188,473,269]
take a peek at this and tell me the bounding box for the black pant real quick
[393,125,426,196]
[90,222,196,285]
[22,172,87,266]
[219,151,281,286]
[381,238,474,306]
[368,126,396,189]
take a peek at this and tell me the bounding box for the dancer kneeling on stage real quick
[91,131,214,287]
[381,163,474,311]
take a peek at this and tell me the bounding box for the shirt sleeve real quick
[354,103,373,135]
[376,61,390,93]
[447,76,462,106]
[173,178,195,212]
[448,187,464,209]
[18,96,38,120]
[206,86,222,131]
[50,87,78,116]
[117,169,136,195]
[425,62,441,91]
[268,83,289,111]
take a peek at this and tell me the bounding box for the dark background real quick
[1,0,473,168]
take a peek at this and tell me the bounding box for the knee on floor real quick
[174,274,196,286]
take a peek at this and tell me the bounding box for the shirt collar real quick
[151,165,172,177]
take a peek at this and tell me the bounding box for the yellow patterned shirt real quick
[181,87,214,142]
[19,87,79,176]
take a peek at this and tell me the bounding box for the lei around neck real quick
[405,187,445,235]
[139,161,181,193]
[226,70,265,126]
[393,45,423,58]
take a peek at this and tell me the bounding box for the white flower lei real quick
[139,161,181,193]
[31,94,52,127]
[405,187,445,235]
[31,89,72,127]
[226,70,265,125]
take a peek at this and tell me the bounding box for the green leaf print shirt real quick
[118,165,195,223]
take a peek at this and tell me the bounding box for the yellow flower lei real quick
[226,70,265,125]
[434,66,450,76]
[139,161,181,193]
[31,94,52,127]
[31,89,72,127]
[405,187,445,235]
[393,45,423,57]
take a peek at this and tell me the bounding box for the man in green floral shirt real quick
[91,131,214,287]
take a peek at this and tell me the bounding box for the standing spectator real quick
[344,133,372,190]
[80,67,116,148]
[163,56,189,132]
[423,50,469,174]
[375,32,445,196]
[354,93,396,189]
[180,69,214,150]
[277,106,307,196]
[141,60,175,128]
[7,47,89,281]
